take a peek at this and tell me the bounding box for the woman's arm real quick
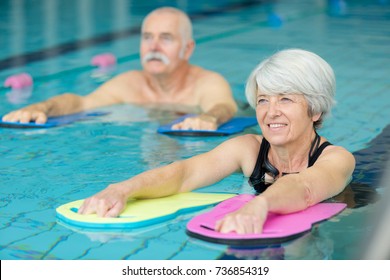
[216,145,356,234]
[78,135,259,217]
[263,145,355,213]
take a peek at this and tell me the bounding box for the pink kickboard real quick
[186,194,346,245]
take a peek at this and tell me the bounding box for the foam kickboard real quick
[56,192,235,230]
[186,194,346,246]
[157,115,257,136]
[0,111,108,128]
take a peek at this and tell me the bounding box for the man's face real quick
[140,12,188,75]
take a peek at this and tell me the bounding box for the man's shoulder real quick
[97,70,146,100]
[116,69,145,80]
[189,65,227,84]
[190,65,220,76]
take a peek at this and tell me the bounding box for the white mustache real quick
[142,52,170,65]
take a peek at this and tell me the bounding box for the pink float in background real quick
[91,53,117,68]
[4,73,33,89]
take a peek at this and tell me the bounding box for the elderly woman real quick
[79,49,355,234]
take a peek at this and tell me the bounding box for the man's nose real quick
[148,38,161,51]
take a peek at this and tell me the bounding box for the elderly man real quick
[2,7,237,130]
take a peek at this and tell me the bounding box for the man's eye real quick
[160,35,173,42]
[142,34,152,41]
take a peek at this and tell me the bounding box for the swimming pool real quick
[1,0,389,260]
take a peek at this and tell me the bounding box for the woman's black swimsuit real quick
[248,133,332,193]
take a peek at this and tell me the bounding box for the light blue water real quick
[0,0,389,260]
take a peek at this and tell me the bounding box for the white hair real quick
[245,49,336,129]
[142,7,193,43]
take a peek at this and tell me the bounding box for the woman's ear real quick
[312,112,322,122]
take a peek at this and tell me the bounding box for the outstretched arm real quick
[1,93,86,124]
[1,72,134,124]
[216,145,356,234]
[78,135,255,217]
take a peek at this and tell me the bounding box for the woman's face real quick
[255,93,320,146]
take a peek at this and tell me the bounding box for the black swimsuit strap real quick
[250,138,270,180]
[308,141,332,167]
[247,138,270,193]
[249,133,332,193]
[309,132,321,159]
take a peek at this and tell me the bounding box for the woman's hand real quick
[215,196,269,234]
[78,184,128,217]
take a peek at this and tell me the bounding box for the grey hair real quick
[142,7,193,43]
[245,49,336,129]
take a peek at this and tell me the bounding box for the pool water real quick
[0,0,389,260]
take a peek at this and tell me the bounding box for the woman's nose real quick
[268,100,281,117]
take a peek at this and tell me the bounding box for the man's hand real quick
[171,114,218,130]
[2,108,48,124]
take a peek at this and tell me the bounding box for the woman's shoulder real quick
[231,133,263,145]
[231,134,263,176]
[318,136,351,155]
[219,134,263,159]
[320,140,352,155]
[207,133,263,176]
[317,142,355,167]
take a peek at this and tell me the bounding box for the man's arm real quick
[1,93,86,124]
[172,71,237,130]
[1,72,135,124]
[197,72,237,124]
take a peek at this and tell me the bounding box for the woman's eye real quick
[257,98,268,105]
[280,97,292,103]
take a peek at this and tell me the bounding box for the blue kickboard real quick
[0,111,109,129]
[157,115,257,136]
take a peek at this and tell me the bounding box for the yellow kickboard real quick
[56,192,235,230]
